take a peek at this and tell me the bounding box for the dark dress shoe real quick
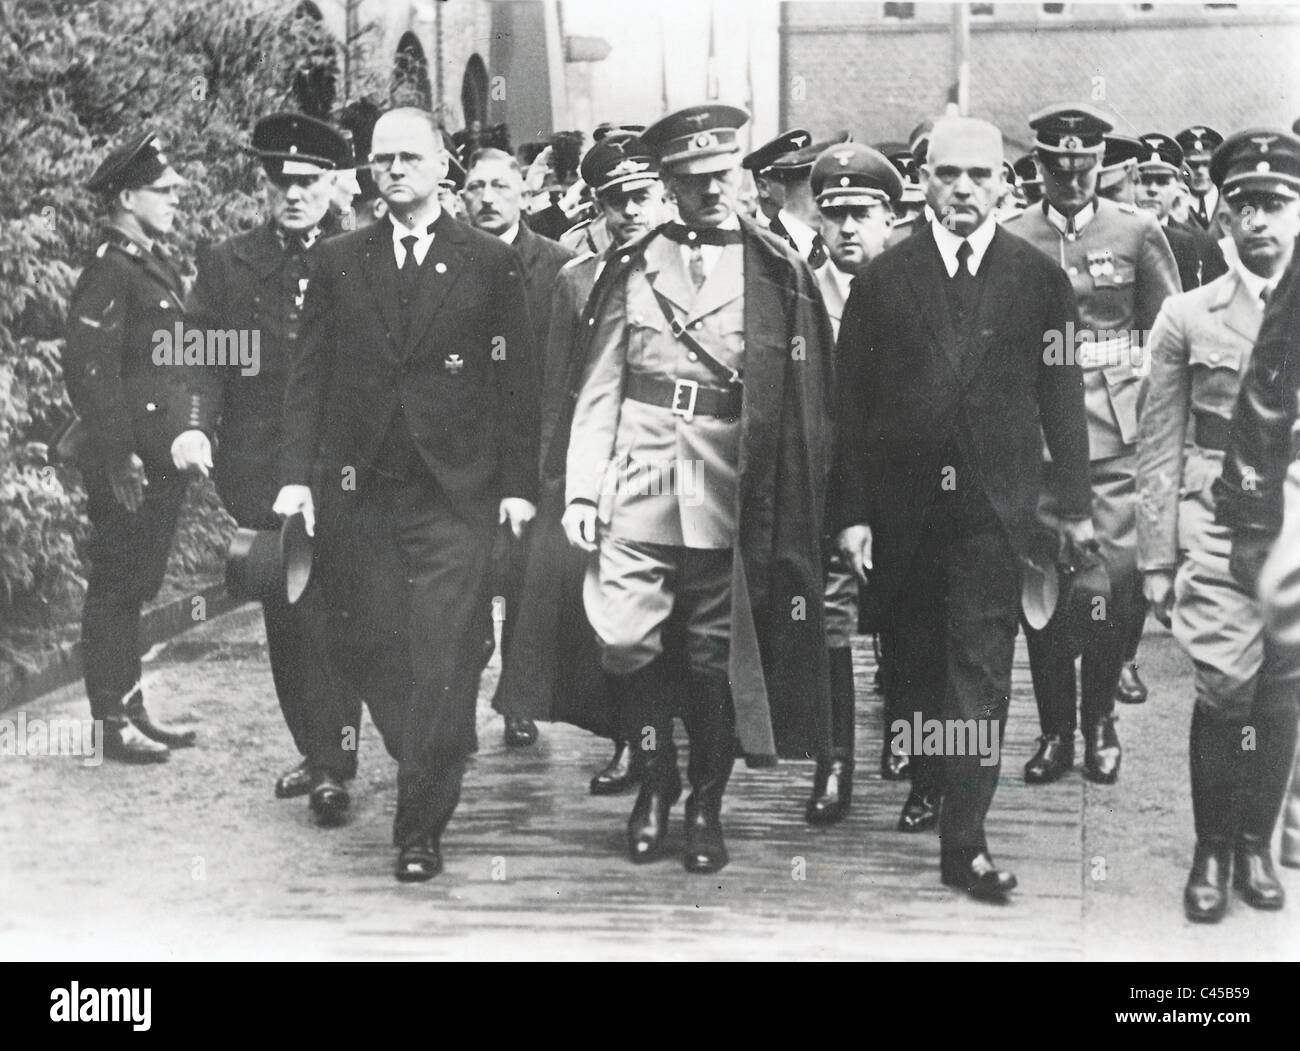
[1024,734,1073,784]
[1234,837,1285,910]
[898,788,941,832]
[503,715,538,748]
[805,758,853,825]
[880,743,911,781]
[590,741,639,795]
[1083,717,1121,784]
[1184,840,1231,923]
[395,839,442,882]
[1115,663,1148,704]
[275,761,314,799]
[941,851,1017,901]
[683,799,728,873]
[102,722,169,764]
[309,774,350,827]
[126,700,196,749]
[627,778,681,863]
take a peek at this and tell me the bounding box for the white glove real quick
[272,484,315,537]
[171,430,213,477]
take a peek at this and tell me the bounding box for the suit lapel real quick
[956,228,1019,386]
[689,244,743,323]
[644,235,694,314]
[404,211,470,352]
[361,223,406,354]
[902,226,960,363]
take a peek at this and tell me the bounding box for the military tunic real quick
[63,225,204,720]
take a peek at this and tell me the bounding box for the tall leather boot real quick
[807,646,855,825]
[622,660,681,863]
[683,673,735,874]
[1234,689,1298,908]
[1185,706,1245,923]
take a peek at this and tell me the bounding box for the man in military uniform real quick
[1177,125,1227,236]
[883,145,929,244]
[1014,154,1045,208]
[561,104,834,873]
[462,146,576,748]
[498,134,666,796]
[64,132,210,763]
[1005,104,1180,785]
[559,122,647,256]
[1140,129,1300,922]
[1135,133,1227,291]
[804,141,904,825]
[187,113,357,822]
[743,129,849,267]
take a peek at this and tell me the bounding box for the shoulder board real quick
[1117,203,1139,215]
[98,237,144,261]
[563,250,598,270]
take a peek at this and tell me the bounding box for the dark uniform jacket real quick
[187,222,322,529]
[830,223,1092,618]
[1216,251,1300,537]
[279,210,538,520]
[62,226,205,479]
[1165,217,1228,292]
[512,220,577,367]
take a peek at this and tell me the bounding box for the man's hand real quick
[1229,529,1273,594]
[170,429,213,477]
[1060,517,1096,550]
[562,502,598,552]
[499,497,536,539]
[1142,570,1176,628]
[523,146,553,208]
[837,524,873,586]
[272,484,315,537]
[107,453,147,512]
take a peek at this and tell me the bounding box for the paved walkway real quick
[1,604,1296,960]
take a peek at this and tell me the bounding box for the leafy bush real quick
[0,0,348,631]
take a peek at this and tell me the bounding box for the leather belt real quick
[1074,333,1133,370]
[626,372,741,421]
[1193,410,1230,452]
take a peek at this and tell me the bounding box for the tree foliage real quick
[0,0,348,627]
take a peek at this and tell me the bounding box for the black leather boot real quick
[806,647,855,825]
[1234,833,1285,910]
[1234,692,1298,908]
[622,661,680,863]
[1184,838,1233,923]
[683,673,735,874]
[1115,663,1148,704]
[590,740,640,795]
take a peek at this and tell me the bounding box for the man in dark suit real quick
[188,113,358,824]
[1136,133,1228,292]
[832,117,1093,901]
[274,107,538,881]
[461,146,575,748]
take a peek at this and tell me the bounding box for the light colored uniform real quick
[1138,268,1300,717]
[567,231,746,673]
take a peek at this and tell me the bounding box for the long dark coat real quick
[500,220,835,764]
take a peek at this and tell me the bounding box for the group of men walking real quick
[62,92,1300,920]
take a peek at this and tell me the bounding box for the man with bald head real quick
[275,107,538,882]
[832,117,1092,900]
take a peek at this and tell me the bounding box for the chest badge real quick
[444,353,464,374]
[294,278,309,310]
[1086,249,1115,280]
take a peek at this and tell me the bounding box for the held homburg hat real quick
[225,513,313,605]
[1021,530,1112,657]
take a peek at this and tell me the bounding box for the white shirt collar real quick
[390,205,441,266]
[777,209,817,257]
[930,214,997,278]
[1044,197,1098,237]
[500,222,522,245]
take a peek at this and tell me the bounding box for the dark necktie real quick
[689,245,706,291]
[951,239,976,319]
[808,233,827,269]
[399,234,420,293]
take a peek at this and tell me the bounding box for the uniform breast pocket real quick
[1089,260,1135,293]
[623,304,665,368]
[1102,361,1142,445]
[1188,341,1243,375]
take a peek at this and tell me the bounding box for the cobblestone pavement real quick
[1,603,1296,960]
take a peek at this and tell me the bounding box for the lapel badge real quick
[444,353,464,374]
[435,261,448,274]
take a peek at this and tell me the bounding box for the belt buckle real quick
[671,378,699,420]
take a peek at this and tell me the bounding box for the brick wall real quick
[781,2,1300,154]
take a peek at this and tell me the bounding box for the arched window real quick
[461,54,490,130]
[392,32,433,110]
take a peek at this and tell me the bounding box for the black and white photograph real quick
[2,0,1299,982]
